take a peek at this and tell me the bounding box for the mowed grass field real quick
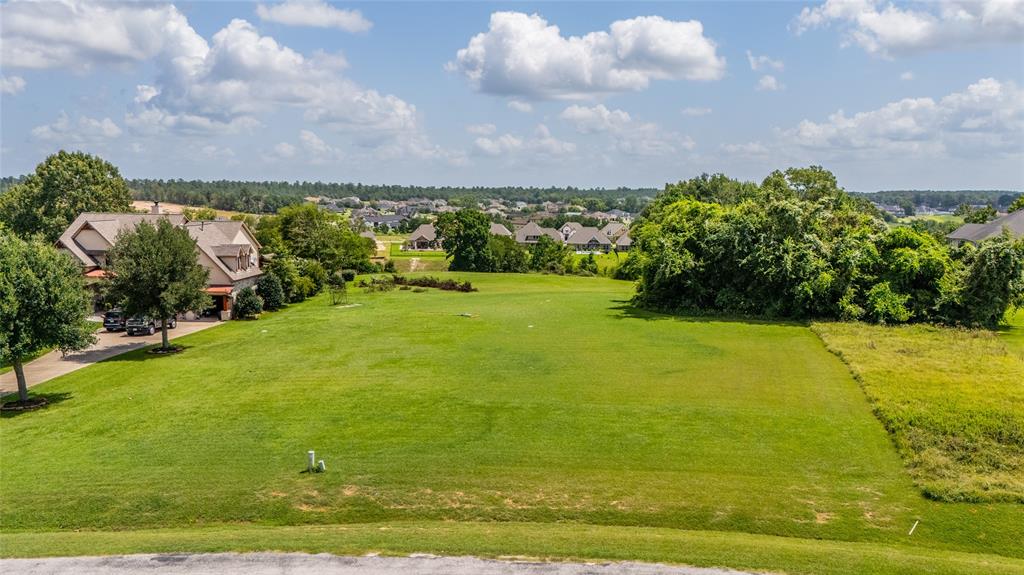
[1,274,1022,573]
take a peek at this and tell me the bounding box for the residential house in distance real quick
[407,223,440,250]
[560,222,583,240]
[56,204,262,318]
[600,222,627,240]
[946,210,1024,246]
[565,227,612,253]
[614,232,632,251]
[490,223,513,237]
[515,222,563,245]
[362,214,407,231]
[407,222,514,250]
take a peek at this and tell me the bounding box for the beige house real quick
[56,208,262,318]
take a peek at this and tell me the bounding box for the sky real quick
[1,0,1022,191]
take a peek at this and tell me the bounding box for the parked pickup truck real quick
[103,310,127,332]
[126,315,177,336]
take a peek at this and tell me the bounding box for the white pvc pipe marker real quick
[307,450,315,472]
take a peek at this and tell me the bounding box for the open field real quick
[1,274,1021,572]
[896,214,964,225]
[813,319,1024,503]
[130,200,245,219]
[387,243,448,272]
[572,251,625,274]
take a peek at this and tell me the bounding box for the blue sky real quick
[1,0,1022,191]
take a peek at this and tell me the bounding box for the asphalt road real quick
[0,553,760,575]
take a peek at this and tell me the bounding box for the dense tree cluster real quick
[253,204,374,303]
[630,167,1024,327]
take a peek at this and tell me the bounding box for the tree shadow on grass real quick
[99,344,198,363]
[607,300,809,328]
[1,392,73,418]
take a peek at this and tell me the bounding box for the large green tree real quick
[0,232,96,402]
[265,204,373,272]
[435,210,493,272]
[105,220,211,351]
[0,151,133,242]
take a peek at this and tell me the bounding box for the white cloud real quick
[274,142,297,158]
[2,1,448,163]
[122,17,425,152]
[780,78,1023,158]
[31,111,122,142]
[721,142,770,156]
[900,71,915,81]
[0,0,207,70]
[1,75,26,95]
[681,107,712,117]
[449,11,725,99]
[507,100,533,113]
[793,0,1024,57]
[559,104,694,157]
[466,123,497,135]
[746,50,784,71]
[256,0,372,32]
[474,124,576,159]
[757,75,784,92]
[201,145,236,160]
[299,129,344,162]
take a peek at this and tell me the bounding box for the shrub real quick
[357,276,396,292]
[291,276,315,302]
[392,275,476,292]
[297,259,327,294]
[234,287,263,319]
[340,269,357,282]
[256,273,286,311]
[382,260,396,273]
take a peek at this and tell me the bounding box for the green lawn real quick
[1,274,1021,571]
[573,251,625,274]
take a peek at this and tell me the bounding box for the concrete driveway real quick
[0,320,219,395]
[0,553,756,575]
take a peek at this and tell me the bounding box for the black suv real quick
[126,315,178,336]
[103,310,127,332]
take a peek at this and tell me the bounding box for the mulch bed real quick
[0,397,48,412]
[147,346,185,356]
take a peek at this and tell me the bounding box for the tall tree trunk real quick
[13,358,28,402]
[161,318,169,350]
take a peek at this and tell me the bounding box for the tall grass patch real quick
[812,321,1024,503]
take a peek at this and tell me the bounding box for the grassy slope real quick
[1,274,1021,568]
[812,317,1024,503]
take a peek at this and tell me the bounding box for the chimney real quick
[151,201,161,215]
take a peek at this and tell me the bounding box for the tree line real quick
[625,168,1024,328]
[851,189,1020,212]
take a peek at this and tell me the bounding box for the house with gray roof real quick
[56,204,262,318]
[566,227,612,253]
[946,210,1024,246]
[614,231,633,251]
[407,223,440,250]
[601,222,627,239]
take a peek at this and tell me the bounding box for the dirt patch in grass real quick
[812,321,1024,503]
